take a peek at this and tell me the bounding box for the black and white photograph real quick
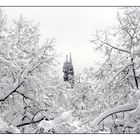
[0,6,140,134]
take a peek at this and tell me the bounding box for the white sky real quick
[3,7,119,77]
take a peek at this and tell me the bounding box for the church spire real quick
[66,55,68,62]
[69,52,72,64]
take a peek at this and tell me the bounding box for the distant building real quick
[63,53,74,87]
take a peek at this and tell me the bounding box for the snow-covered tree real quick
[89,7,140,133]
[0,10,58,133]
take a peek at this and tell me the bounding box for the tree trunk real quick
[131,58,139,89]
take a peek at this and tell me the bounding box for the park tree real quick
[89,7,140,133]
[0,11,58,133]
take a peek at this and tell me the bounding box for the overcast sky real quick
[3,7,119,77]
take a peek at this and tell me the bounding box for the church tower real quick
[63,53,74,86]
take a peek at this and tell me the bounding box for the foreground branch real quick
[90,103,137,128]
[0,82,23,102]
[32,109,48,122]
[17,116,46,128]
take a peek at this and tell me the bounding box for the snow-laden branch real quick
[108,63,132,84]
[90,103,137,128]
[104,42,131,54]
[91,37,131,55]
[17,117,45,128]
[0,81,23,102]
[17,111,72,129]
[0,54,42,102]
[0,62,32,102]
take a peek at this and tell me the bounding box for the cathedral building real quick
[63,53,74,87]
